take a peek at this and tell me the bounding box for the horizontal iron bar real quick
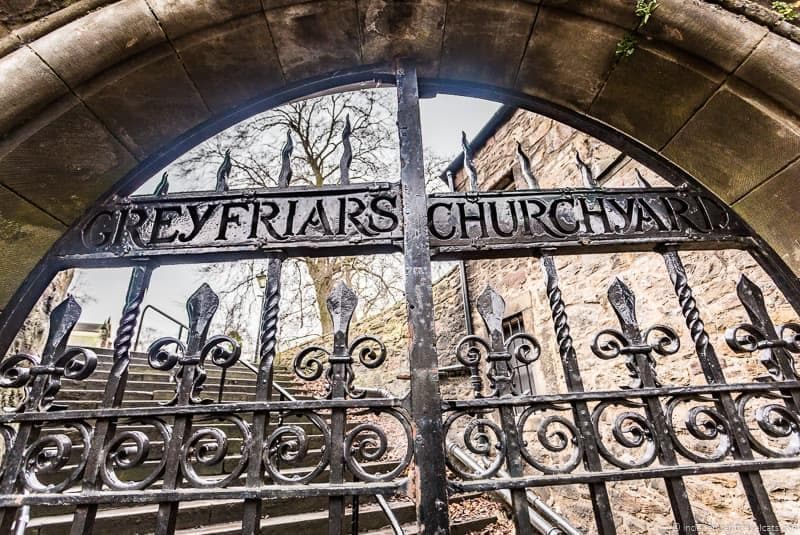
[0,481,406,507]
[0,397,404,424]
[450,458,800,492]
[441,381,800,410]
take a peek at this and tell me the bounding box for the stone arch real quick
[0,0,798,311]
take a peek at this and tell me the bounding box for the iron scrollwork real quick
[292,283,388,399]
[288,282,412,485]
[725,274,800,382]
[591,278,681,389]
[146,284,242,406]
[0,297,97,413]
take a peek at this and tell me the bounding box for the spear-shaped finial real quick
[340,115,352,185]
[515,142,538,189]
[186,283,220,353]
[43,296,83,359]
[327,281,358,351]
[216,149,232,192]
[608,277,638,336]
[278,130,294,188]
[634,169,652,189]
[462,131,479,192]
[476,286,506,339]
[154,172,170,195]
[576,151,598,188]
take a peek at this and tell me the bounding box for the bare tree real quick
[165,89,411,341]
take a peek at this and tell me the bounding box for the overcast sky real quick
[70,94,501,341]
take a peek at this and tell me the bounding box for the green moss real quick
[772,1,799,21]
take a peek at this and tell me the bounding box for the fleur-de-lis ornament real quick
[146,284,241,405]
[725,274,800,382]
[293,282,386,399]
[0,296,97,412]
[591,278,680,389]
[455,286,540,398]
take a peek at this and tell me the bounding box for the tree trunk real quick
[305,258,335,334]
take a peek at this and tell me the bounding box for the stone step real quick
[172,500,418,535]
[27,495,331,535]
[57,389,154,401]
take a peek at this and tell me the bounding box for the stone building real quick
[279,106,800,532]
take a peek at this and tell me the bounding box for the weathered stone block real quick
[28,0,164,88]
[77,45,210,159]
[266,0,361,81]
[516,8,622,111]
[440,0,537,87]
[359,0,446,76]
[664,80,800,203]
[734,158,800,273]
[0,96,136,223]
[643,0,767,73]
[174,15,284,113]
[0,46,67,137]
[0,188,64,307]
[539,0,639,29]
[147,0,262,39]
[591,43,723,149]
[736,33,800,116]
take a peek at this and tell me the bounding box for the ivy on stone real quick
[772,1,799,21]
[615,0,660,60]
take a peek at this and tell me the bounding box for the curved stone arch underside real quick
[0,0,799,311]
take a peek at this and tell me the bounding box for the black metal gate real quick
[0,64,799,534]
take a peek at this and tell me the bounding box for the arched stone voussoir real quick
[735,158,800,273]
[663,78,800,204]
[27,0,165,89]
[440,0,538,88]
[590,41,724,150]
[0,188,65,308]
[515,7,626,112]
[74,43,211,159]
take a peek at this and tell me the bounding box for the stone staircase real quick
[21,348,500,534]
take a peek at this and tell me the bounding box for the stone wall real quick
[2,269,73,409]
[451,109,800,533]
[276,107,800,533]
[276,266,466,397]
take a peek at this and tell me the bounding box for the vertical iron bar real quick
[242,131,292,534]
[517,143,617,533]
[154,284,218,535]
[241,256,283,534]
[327,282,358,535]
[351,495,360,534]
[661,248,780,530]
[70,264,154,534]
[217,367,227,403]
[475,288,532,534]
[540,256,617,534]
[396,61,450,534]
[606,279,697,534]
[0,297,83,532]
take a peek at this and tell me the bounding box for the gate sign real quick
[66,183,403,261]
[61,184,752,263]
[427,188,752,257]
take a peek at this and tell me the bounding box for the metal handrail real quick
[133,304,188,352]
[447,441,581,535]
[237,358,405,534]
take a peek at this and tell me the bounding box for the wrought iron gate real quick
[0,64,799,534]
